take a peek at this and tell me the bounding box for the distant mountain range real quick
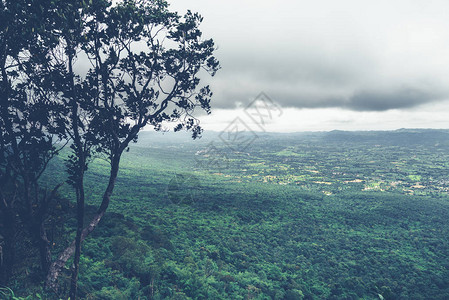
[137,128,449,147]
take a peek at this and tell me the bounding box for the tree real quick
[0,0,66,284]
[40,0,219,297]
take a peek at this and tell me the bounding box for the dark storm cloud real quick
[275,87,444,111]
[345,88,441,111]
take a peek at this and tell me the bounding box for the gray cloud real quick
[206,58,448,111]
[170,0,449,113]
[346,88,442,111]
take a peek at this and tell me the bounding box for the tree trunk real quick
[45,154,121,292]
[17,181,52,276]
[69,182,85,300]
[0,197,16,285]
[37,222,52,274]
[67,48,86,300]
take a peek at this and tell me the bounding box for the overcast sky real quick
[169,0,449,131]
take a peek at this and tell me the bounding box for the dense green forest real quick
[4,129,449,299]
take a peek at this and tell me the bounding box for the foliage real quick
[0,286,47,300]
